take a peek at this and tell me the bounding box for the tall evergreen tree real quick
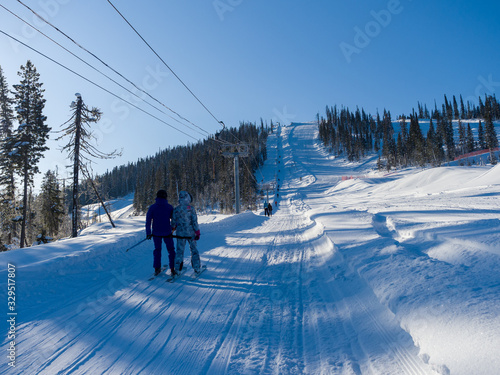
[478,96,485,118]
[408,114,425,165]
[477,121,486,150]
[452,95,460,120]
[0,66,17,244]
[381,109,394,163]
[457,120,466,156]
[466,124,475,153]
[484,98,499,164]
[7,61,50,247]
[426,118,441,165]
[441,116,455,161]
[38,170,65,238]
[444,94,453,121]
[459,95,466,119]
[398,116,408,166]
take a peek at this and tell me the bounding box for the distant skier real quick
[264,201,269,216]
[172,191,202,274]
[267,202,273,216]
[146,190,176,276]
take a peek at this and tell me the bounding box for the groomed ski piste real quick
[1,121,500,375]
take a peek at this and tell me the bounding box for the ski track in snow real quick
[1,122,499,374]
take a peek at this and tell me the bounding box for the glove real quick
[147,234,153,240]
[194,230,200,241]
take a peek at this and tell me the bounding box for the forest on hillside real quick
[318,94,500,169]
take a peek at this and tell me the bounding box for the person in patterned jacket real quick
[171,191,202,274]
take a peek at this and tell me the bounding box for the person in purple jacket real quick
[146,190,176,276]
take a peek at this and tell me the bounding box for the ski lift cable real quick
[106,0,226,130]
[106,0,246,147]
[0,29,200,142]
[1,4,208,139]
[15,0,210,137]
[241,158,260,184]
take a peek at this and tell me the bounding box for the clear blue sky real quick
[1,0,500,185]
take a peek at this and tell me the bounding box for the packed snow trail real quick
[1,122,499,374]
[279,122,499,375]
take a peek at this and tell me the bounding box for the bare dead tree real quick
[57,93,121,237]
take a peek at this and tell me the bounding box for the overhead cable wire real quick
[106,0,226,129]
[0,4,208,138]
[15,0,210,137]
[241,158,260,184]
[106,0,247,146]
[0,29,199,141]
[14,1,256,154]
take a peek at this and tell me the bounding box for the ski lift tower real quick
[222,143,249,214]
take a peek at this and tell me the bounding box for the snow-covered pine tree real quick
[8,61,50,248]
[0,66,17,245]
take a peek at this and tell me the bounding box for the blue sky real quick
[1,0,500,184]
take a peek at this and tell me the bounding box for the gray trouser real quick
[175,238,200,271]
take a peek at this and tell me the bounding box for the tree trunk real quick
[19,161,29,248]
[71,97,82,238]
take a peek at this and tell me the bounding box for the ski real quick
[148,266,167,281]
[191,265,207,279]
[166,269,186,283]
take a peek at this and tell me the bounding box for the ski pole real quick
[126,238,147,252]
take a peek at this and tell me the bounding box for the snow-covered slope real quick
[1,122,499,375]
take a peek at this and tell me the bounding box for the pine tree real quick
[426,119,440,165]
[381,109,394,163]
[408,114,425,166]
[477,121,486,150]
[452,95,460,120]
[484,98,499,164]
[396,133,404,166]
[442,116,455,161]
[38,170,65,238]
[457,120,466,156]
[7,61,50,247]
[466,124,475,153]
[0,66,17,244]
[478,96,485,118]
[398,116,408,166]
[444,94,453,121]
[460,95,466,119]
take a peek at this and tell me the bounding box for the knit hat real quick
[156,189,168,199]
